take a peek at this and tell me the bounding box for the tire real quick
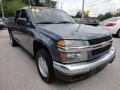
[9,33,18,47]
[117,30,120,38]
[36,49,54,84]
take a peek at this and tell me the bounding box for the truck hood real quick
[37,24,111,40]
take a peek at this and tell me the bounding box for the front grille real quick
[88,36,112,45]
[88,36,112,57]
[91,44,111,56]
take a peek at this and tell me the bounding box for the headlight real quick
[57,40,88,63]
[57,40,84,47]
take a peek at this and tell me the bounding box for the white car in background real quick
[99,17,120,38]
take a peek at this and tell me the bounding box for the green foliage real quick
[34,0,57,8]
[0,0,57,17]
[97,10,120,21]
[114,9,120,17]
[97,12,113,21]
[5,0,25,17]
[21,0,30,5]
[0,0,26,17]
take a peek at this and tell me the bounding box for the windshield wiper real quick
[36,21,72,24]
[57,21,72,24]
[36,22,56,24]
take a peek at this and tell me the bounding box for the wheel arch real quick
[116,29,120,37]
[33,40,52,59]
[117,29,120,34]
[8,28,12,34]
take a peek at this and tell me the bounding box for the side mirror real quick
[17,18,29,26]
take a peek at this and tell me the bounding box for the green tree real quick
[104,12,113,19]
[0,0,57,17]
[34,0,57,7]
[114,9,120,17]
[97,14,104,21]
[0,0,26,17]
[97,12,113,21]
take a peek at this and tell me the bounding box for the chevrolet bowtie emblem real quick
[101,42,107,48]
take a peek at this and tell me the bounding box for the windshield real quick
[31,8,76,24]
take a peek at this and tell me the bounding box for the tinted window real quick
[14,10,20,22]
[20,10,28,19]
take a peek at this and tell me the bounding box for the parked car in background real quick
[0,18,5,29]
[99,17,120,38]
[74,18,99,26]
[0,18,7,30]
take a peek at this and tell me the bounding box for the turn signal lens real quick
[57,40,65,47]
[60,52,67,62]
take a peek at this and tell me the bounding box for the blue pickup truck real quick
[7,7,116,83]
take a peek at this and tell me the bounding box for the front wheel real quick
[36,49,54,84]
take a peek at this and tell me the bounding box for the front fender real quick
[34,32,61,62]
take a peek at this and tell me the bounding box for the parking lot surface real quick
[0,30,120,90]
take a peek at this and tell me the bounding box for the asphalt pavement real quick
[0,30,120,90]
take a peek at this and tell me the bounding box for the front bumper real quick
[53,47,116,81]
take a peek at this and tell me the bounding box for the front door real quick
[16,9,34,54]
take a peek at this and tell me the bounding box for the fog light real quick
[67,53,82,59]
[67,53,75,58]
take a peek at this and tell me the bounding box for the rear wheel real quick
[36,49,54,84]
[9,33,18,47]
[117,30,120,38]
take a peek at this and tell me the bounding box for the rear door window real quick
[14,10,20,23]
